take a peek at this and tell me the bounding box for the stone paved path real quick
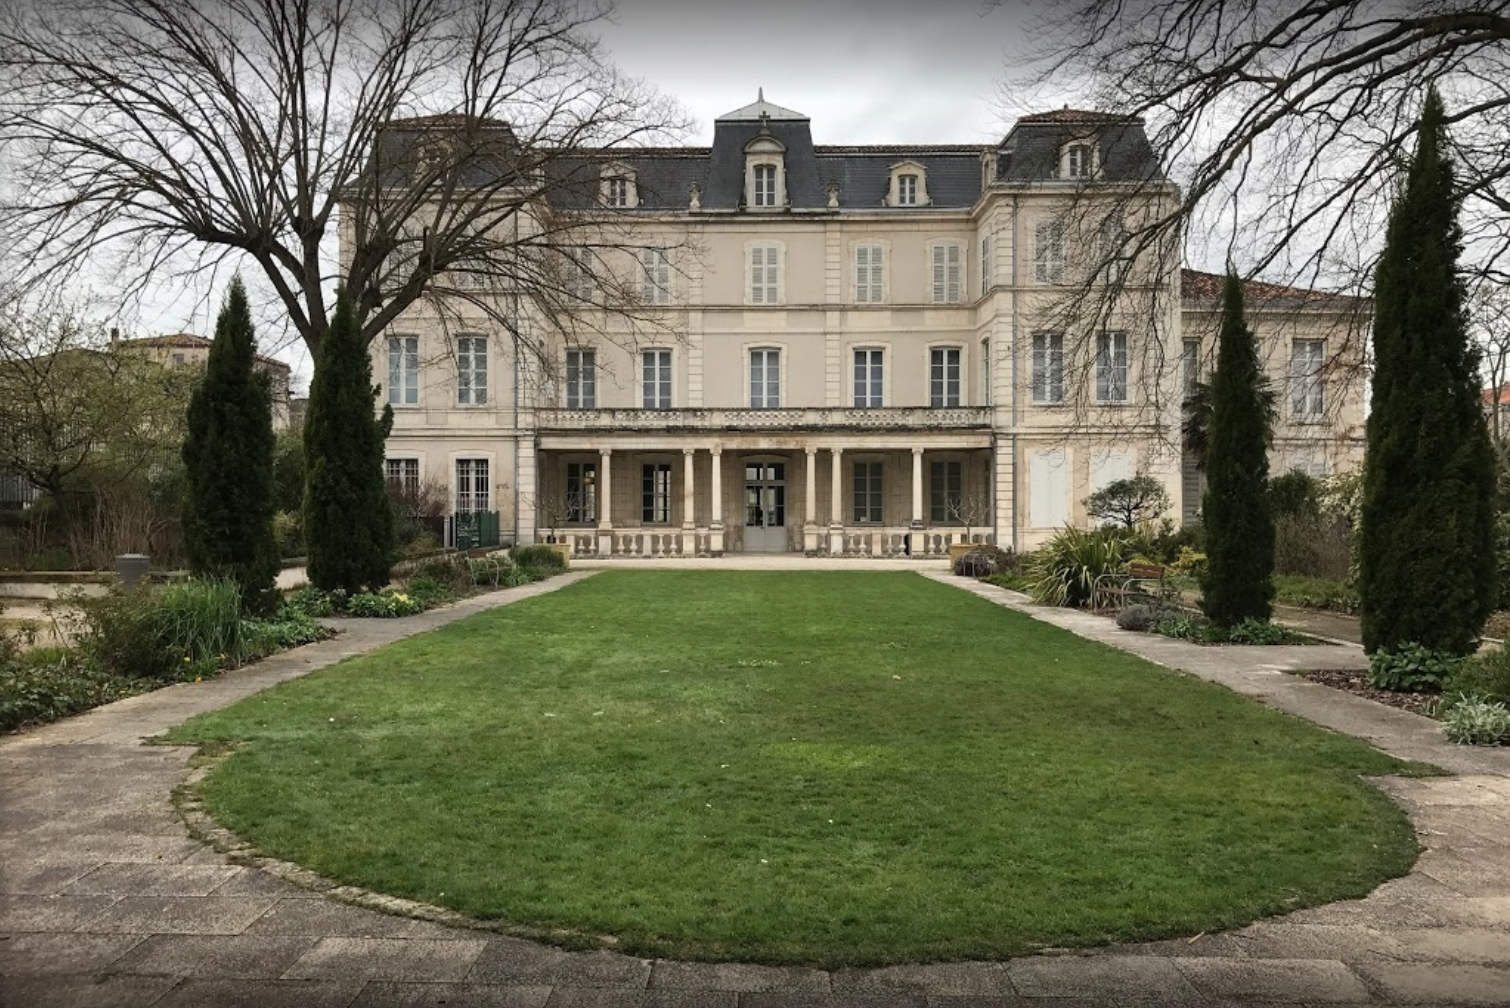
[4,568,1510,1007]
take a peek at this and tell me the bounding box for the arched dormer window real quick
[886,161,930,207]
[1061,141,1099,180]
[744,133,787,211]
[600,162,638,208]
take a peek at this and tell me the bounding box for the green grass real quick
[168,571,1426,966]
[1273,574,1360,614]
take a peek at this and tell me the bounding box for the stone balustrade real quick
[537,527,994,558]
[536,407,992,432]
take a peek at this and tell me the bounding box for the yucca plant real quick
[1027,525,1131,608]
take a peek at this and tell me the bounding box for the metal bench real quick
[1092,562,1176,610]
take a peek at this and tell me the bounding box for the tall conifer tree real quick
[303,288,394,593]
[182,276,280,613]
[1360,87,1495,655]
[1200,271,1275,626]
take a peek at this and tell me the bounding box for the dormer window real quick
[1062,142,1096,179]
[600,163,637,208]
[886,161,930,207]
[754,165,777,207]
[744,133,787,211]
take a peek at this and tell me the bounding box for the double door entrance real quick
[743,461,786,552]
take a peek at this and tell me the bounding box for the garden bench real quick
[1092,562,1176,610]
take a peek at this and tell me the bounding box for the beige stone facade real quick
[362,99,1365,556]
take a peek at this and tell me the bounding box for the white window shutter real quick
[931,244,946,302]
[946,244,961,302]
[750,247,764,304]
[1090,450,1133,494]
[1030,450,1068,527]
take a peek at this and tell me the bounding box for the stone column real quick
[829,447,844,555]
[709,448,724,556]
[596,448,613,557]
[681,448,697,557]
[803,447,819,554]
[909,446,925,556]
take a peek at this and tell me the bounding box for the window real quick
[898,174,918,205]
[853,348,884,408]
[455,458,490,513]
[566,348,596,409]
[853,462,883,523]
[1096,331,1129,404]
[171,352,185,365]
[565,461,597,523]
[749,348,781,408]
[387,335,419,405]
[930,242,962,304]
[980,236,991,296]
[385,458,419,495]
[605,175,631,207]
[1291,339,1325,418]
[456,336,487,406]
[642,463,671,523]
[640,248,671,305]
[1030,450,1068,527]
[1099,214,1130,283]
[855,243,884,303]
[888,163,929,206]
[749,244,779,304]
[980,339,991,405]
[562,249,592,301]
[642,349,672,409]
[929,460,962,523]
[753,164,777,207]
[1065,143,1093,179]
[1181,339,1200,400]
[930,347,961,408]
[1031,333,1064,405]
[1035,220,1065,284]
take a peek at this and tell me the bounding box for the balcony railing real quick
[536,406,992,432]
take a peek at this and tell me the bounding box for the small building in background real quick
[115,334,294,431]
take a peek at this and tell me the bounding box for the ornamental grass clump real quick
[75,578,242,680]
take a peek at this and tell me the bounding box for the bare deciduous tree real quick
[0,0,691,364]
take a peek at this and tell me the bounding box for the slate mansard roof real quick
[378,100,1166,213]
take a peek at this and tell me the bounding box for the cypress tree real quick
[1200,271,1275,627]
[1360,87,1495,656]
[182,276,280,613]
[303,288,395,594]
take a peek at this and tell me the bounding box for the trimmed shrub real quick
[1027,526,1131,608]
[1368,643,1463,693]
[512,544,567,572]
[1442,696,1510,745]
[1226,619,1298,645]
[1445,648,1510,705]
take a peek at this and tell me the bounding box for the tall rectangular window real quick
[980,339,991,405]
[642,463,671,523]
[930,242,962,303]
[898,174,918,205]
[1099,214,1130,284]
[929,460,963,523]
[1035,220,1065,284]
[640,248,670,305]
[1096,331,1129,404]
[853,461,883,523]
[562,249,592,300]
[1291,339,1325,418]
[384,458,419,495]
[387,335,419,405]
[456,336,487,406]
[642,349,672,409]
[980,236,991,296]
[455,458,490,513]
[1031,333,1064,405]
[749,348,781,408]
[855,243,884,303]
[930,347,961,408]
[606,176,629,207]
[566,348,596,409]
[1182,338,1200,400]
[753,164,777,206]
[565,461,596,523]
[749,244,779,304]
[853,348,884,408]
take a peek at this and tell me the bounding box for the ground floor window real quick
[853,461,883,523]
[455,458,490,513]
[642,462,671,523]
[385,458,419,495]
[929,460,962,523]
[566,461,597,523]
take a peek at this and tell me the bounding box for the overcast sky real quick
[136,0,1071,390]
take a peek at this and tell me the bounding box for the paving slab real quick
[0,931,145,975]
[1353,962,1510,1004]
[111,933,319,979]
[350,981,554,1007]
[1171,958,1372,1003]
[243,897,460,938]
[0,893,121,931]
[467,938,651,988]
[283,936,489,982]
[1006,955,1200,1000]
[73,893,278,934]
[733,996,927,1008]
[61,862,242,896]
[150,977,366,1008]
[0,973,180,1008]
[830,963,1011,997]
[542,992,741,1008]
[648,960,830,993]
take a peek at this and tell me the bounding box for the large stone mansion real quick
[364,94,1366,557]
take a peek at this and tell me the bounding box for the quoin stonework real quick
[357,94,1366,557]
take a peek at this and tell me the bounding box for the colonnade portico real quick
[537,431,994,558]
